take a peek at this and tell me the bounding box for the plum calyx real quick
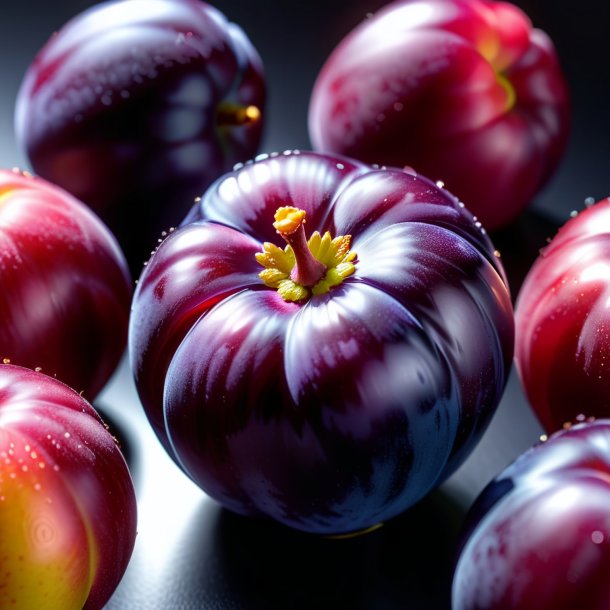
[496,72,516,111]
[256,206,357,302]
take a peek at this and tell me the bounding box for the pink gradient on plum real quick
[308,0,570,230]
[0,364,137,610]
[0,169,131,400]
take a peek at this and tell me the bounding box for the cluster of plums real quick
[1,0,607,607]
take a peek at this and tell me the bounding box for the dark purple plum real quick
[15,0,265,274]
[453,419,610,610]
[129,150,514,534]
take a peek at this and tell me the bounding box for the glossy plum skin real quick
[0,169,131,400]
[129,150,514,534]
[308,0,570,230]
[0,364,137,610]
[15,0,265,274]
[452,419,610,610]
[515,199,610,433]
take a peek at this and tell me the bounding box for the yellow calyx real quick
[256,207,357,302]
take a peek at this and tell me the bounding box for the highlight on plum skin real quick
[0,364,137,610]
[129,149,514,535]
[452,419,610,610]
[0,168,132,401]
[515,197,610,433]
[308,0,570,231]
[15,0,266,274]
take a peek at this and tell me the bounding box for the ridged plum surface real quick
[129,151,514,534]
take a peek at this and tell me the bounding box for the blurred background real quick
[0,1,606,608]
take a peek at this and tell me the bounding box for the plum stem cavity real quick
[256,206,357,302]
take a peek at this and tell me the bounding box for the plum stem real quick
[273,207,327,287]
[216,102,261,127]
[256,207,357,302]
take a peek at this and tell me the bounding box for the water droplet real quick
[539,434,548,442]
[436,180,445,188]
[570,210,578,218]
[584,196,595,207]
[592,531,605,544]
[336,163,345,170]
[64,432,70,439]
[493,250,502,258]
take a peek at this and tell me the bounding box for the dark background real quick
[0,1,607,608]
